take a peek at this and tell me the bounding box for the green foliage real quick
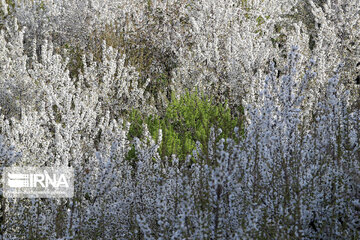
[256,16,265,26]
[126,90,244,164]
[125,109,144,170]
[127,109,144,141]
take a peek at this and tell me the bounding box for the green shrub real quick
[126,90,244,165]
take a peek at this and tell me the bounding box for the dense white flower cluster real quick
[0,0,359,239]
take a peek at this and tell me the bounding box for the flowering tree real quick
[0,0,360,239]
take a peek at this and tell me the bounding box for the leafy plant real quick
[126,90,244,164]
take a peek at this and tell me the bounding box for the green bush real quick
[126,90,244,165]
